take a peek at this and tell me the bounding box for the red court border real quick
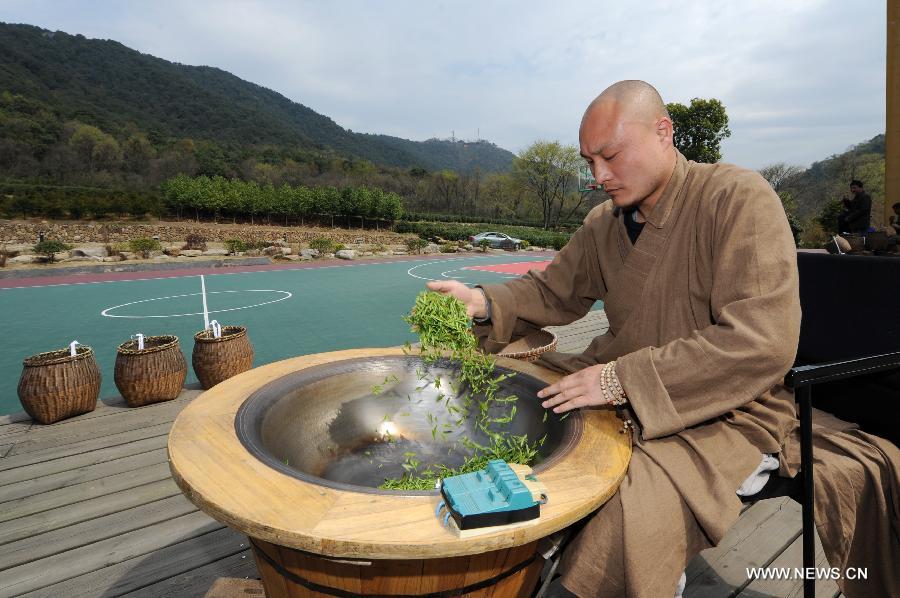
[461,261,551,275]
[0,252,558,289]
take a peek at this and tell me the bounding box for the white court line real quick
[200,275,210,329]
[406,258,477,283]
[100,290,292,319]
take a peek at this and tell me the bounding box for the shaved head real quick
[579,80,677,215]
[584,80,669,126]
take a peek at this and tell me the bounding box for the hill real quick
[781,134,885,224]
[0,23,514,173]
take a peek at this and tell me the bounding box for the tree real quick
[666,98,731,163]
[759,163,802,192]
[513,141,581,229]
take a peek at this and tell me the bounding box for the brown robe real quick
[474,152,900,597]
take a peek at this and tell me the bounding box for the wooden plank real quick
[0,448,169,502]
[2,511,224,596]
[0,434,168,485]
[0,478,182,545]
[0,395,140,437]
[18,525,247,598]
[0,394,194,456]
[685,497,801,597]
[0,462,173,524]
[0,494,197,571]
[0,411,33,426]
[119,550,258,598]
[0,422,171,472]
[739,530,839,598]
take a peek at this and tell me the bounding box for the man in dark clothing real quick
[838,179,872,233]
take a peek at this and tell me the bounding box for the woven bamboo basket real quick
[498,330,558,362]
[114,335,187,407]
[17,346,101,424]
[192,326,254,390]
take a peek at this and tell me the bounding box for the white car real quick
[468,232,524,250]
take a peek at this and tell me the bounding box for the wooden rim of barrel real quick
[168,347,631,560]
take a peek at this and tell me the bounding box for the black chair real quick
[744,252,900,598]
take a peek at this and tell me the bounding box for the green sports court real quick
[0,253,603,416]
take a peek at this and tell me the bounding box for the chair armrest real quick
[785,351,900,388]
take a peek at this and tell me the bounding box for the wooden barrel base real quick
[250,537,544,597]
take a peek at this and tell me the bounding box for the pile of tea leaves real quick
[376,291,544,490]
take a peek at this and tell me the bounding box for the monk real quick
[427,80,899,597]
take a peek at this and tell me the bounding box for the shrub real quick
[373,243,387,253]
[478,239,491,252]
[405,237,427,254]
[394,220,571,249]
[224,239,247,254]
[129,237,162,258]
[334,243,346,252]
[520,240,531,249]
[309,237,335,253]
[440,242,457,253]
[33,240,72,262]
[183,233,207,251]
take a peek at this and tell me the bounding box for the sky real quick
[1,0,888,169]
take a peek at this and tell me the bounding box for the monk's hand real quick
[537,364,609,413]
[425,280,488,319]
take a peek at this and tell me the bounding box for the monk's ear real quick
[655,116,673,145]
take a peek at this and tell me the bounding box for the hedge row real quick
[402,212,582,231]
[161,175,404,223]
[394,220,572,250]
[0,183,164,219]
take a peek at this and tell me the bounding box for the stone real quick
[424,243,441,254]
[62,255,101,262]
[263,246,280,256]
[53,252,69,262]
[71,247,107,258]
[323,253,335,259]
[336,249,357,260]
[154,254,172,260]
[121,252,138,260]
[202,249,229,256]
[102,256,122,262]
[282,254,301,261]
[280,247,292,256]
[300,248,319,259]
[9,255,39,264]
[181,249,203,257]
[72,235,82,242]
[392,250,408,255]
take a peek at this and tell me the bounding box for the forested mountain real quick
[0,23,514,174]
[779,134,885,224]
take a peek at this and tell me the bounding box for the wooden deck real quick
[0,310,840,597]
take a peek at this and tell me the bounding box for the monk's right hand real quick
[425,280,488,320]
